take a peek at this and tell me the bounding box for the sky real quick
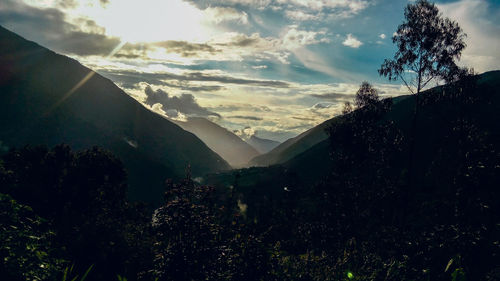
[1,0,499,142]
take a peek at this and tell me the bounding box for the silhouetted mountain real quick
[245,135,280,154]
[248,117,333,166]
[0,25,230,204]
[172,117,259,168]
[282,71,499,178]
[209,70,500,191]
[249,83,462,167]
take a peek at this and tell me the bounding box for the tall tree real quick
[378,0,466,94]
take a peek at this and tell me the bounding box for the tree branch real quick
[399,73,415,95]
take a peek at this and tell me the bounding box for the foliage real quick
[354,82,380,109]
[1,67,498,281]
[0,193,64,281]
[60,265,94,281]
[378,0,467,94]
[0,145,154,281]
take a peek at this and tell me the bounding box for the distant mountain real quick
[172,117,259,168]
[249,94,412,167]
[245,135,281,154]
[249,118,333,167]
[0,25,230,204]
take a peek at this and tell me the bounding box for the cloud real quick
[342,34,362,48]
[153,40,220,57]
[291,116,316,121]
[233,126,257,139]
[285,10,319,21]
[185,0,272,9]
[438,0,500,73]
[209,104,272,113]
[278,0,370,19]
[310,92,351,101]
[204,7,248,24]
[311,102,335,109]
[252,65,268,69]
[0,0,121,56]
[282,25,330,49]
[144,85,221,118]
[228,115,263,121]
[379,33,386,39]
[98,69,290,89]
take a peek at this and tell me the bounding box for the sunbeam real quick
[44,40,128,116]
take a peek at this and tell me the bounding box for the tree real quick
[378,0,466,94]
[354,82,379,109]
[342,101,353,115]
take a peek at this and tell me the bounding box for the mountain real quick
[0,25,230,204]
[248,117,334,167]
[172,117,259,168]
[249,93,411,167]
[207,70,500,193]
[245,135,281,154]
[277,71,499,178]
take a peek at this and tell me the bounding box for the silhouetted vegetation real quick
[2,70,499,280]
[378,0,467,94]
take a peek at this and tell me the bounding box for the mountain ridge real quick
[172,117,260,168]
[0,25,230,204]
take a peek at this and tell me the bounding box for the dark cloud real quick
[154,41,220,57]
[218,36,260,47]
[162,82,224,92]
[0,0,121,57]
[98,70,224,92]
[144,86,220,118]
[292,116,316,121]
[57,30,121,56]
[208,104,271,113]
[56,0,78,9]
[227,115,263,121]
[98,69,290,89]
[310,92,351,100]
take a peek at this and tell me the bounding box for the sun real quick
[85,0,212,43]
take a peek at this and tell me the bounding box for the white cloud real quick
[282,25,330,49]
[438,0,500,73]
[203,7,248,24]
[285,10,319,21]
[252,65,268,69]
[379,33,386,39]
[342,33,362,48]
[278,0,369,13]
[219,0,272,8]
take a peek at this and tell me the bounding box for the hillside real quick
[172,117,259,168]
[284,71,499,178]
[245,135,281,154]
[0,26,230,204]
[249,95,412,167]
[207,70,500,195]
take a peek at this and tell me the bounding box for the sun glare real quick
[83,0,212,43]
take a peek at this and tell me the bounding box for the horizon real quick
[1,0,499,142]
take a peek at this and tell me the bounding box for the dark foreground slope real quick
[0,26,229,203]
[173,117,260,168]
